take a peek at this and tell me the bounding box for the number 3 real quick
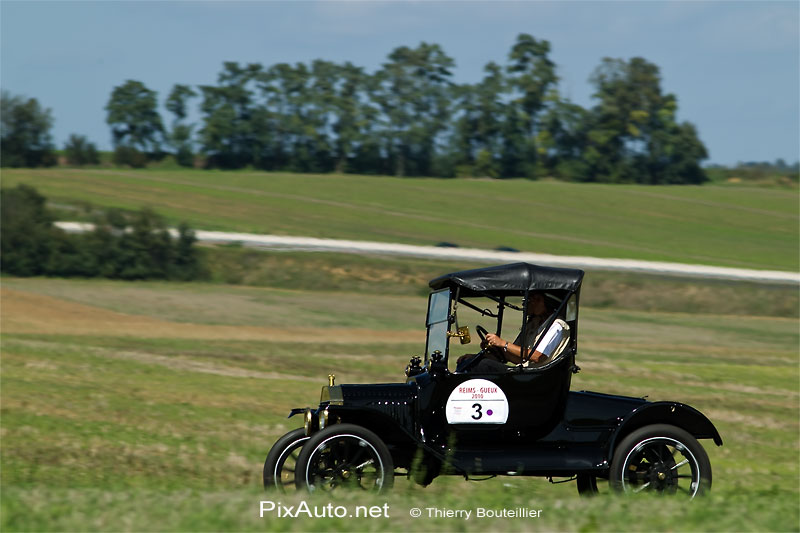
[471,403,483,420]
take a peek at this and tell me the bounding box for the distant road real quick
[56,222,800,284]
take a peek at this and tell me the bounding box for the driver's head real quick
[527,291,560,317]
[527,291,548,316]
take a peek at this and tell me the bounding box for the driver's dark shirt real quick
[514,312,553,352]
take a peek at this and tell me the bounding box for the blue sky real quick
[2,0,798,166]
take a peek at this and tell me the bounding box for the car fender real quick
[608,401,723,460]
[287,407,309,418]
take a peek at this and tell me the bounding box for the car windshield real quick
[425,289,450,364]
[446,294,523,365]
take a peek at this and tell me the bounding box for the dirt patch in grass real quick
[8,338,320,383]
[109,348,308,383]
[1,288,423,344]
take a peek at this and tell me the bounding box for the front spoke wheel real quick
[610,424,712,498]
[296,424,394,494]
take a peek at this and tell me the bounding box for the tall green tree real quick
[504,34,558,177]
[258,61,336,172]
[166,84,198,167]
[585,57,707,183]
[538,96,591,179]
[105,80,165,153]
[305,59,337,172]
[258,62,306,171]
[199,62,262,168]
[348,70,386,175]
[452,62,507,177]
[499,105,528,178]
[330,62,367,173]
[374,43,455,176]
[305,61,381,174]
[0,91,57,167]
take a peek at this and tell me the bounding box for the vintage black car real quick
[263,263,722,497]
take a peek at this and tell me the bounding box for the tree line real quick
[3,34,711,183]
[0,184,206,280]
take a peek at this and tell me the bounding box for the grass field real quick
[3,168,798,271]
[203,248,799,317]
[1,275,798,532]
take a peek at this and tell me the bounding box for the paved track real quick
[55,222,800,284]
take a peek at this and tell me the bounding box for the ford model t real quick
[263,263,722,497]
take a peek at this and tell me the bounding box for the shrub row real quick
[1,185,206,280]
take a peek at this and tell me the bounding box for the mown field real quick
[2,273,798,532]
[2,167,798,530]
[2,167,798,271]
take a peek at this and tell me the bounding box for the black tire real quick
[610,424,712,498]
[576,473,601,496]
[577,473,614,496]
[263,428,309,491]
[294,423,394,493]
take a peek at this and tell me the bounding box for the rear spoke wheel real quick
[610,424,712,498]
[263,428,310,492]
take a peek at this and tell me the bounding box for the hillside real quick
[3,168,798,271]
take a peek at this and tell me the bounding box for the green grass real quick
[1,277,798,531]
[202,247,800,317]
[3,167,798,270]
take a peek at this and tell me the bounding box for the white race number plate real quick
[445,378,509,424]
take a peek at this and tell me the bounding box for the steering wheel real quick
[475,325,488,346]
[455,325,489,373]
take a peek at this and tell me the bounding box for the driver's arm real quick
[487,322,564,365]
[485,333,527,363]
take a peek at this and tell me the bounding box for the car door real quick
[420,359,574,448]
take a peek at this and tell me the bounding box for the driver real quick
[459,291,566,372]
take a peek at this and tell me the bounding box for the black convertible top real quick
[429,262,584,296]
